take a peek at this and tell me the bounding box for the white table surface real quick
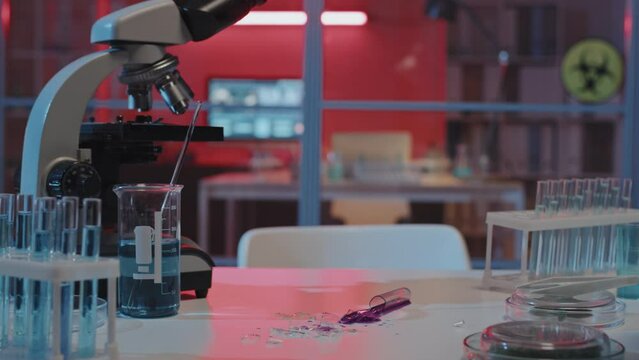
[104,268,639,360]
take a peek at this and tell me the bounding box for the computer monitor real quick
[208,78,304,140]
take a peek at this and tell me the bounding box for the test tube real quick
[602,179,615,272]
[597,178,611,211]
[584,179,598,212]
[78,198,101,358]
[579,179,597,273]
[369,287,411,315]
[13,194,33,347]
[28,197,57,359]
[556,179,574,273]
[603,179,620,272]
[547,180,561,214]
[15,194,33,251]
[622,179,632,210]
[590,179,608,272]
[609,178,621,211]
[540,180,561,276]
[0,194,14,245]
[558,179,573,213]
[0,194,14,349]
[567,179,585,274]
[58,197,78,358]
[571,179,585,213]
[535,181,549,216]
[529,181,549,278]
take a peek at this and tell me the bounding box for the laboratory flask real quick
[113,184,183,318]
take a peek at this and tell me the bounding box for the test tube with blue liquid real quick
[0,194,14,349]
[57,197,78,358]
[28,197,57,358]
[78,198,101,358]
[13,194,32,347]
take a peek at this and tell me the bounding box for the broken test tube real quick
[369,287,412,315]
[340,287,412,324]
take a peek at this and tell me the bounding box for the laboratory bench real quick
[103,268,639,359]
[197,170,526,258]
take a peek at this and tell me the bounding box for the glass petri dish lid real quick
[505,290,626,328]
[512,289,616,309]
[463,321,625,359]
[72,296,107,331]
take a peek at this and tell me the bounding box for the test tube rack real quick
[0,257,119,360]
[482,209,639,291]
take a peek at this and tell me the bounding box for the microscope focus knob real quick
[47,160,102,198]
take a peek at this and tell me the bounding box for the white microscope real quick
[19,0,266,298]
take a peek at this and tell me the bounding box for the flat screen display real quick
[208,79,304,140]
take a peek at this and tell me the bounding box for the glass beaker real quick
[113,184,183,318]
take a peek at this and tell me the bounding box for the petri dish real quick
[463,321,625,359]
[505,290,626,328]
[72,296,107,331]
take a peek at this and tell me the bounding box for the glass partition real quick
[0,0,634,266]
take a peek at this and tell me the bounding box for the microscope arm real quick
[20,0,266,196]
[20,45,168,196]
[20,50,128,196]
[21,0,188,197]
[91,0,265,46]
[91,0,192,46]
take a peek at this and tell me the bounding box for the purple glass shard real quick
[339,308,382,324]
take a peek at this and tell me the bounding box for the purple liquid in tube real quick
[371,297,411,316]
[339,287,411,324]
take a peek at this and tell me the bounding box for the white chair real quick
[237,224,471,270]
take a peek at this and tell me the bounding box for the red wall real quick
[170,26,305,167]
[323,23,447,158]
[148,18,448,166]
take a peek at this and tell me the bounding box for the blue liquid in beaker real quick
[118,238,180,318]
[617,269,639,299]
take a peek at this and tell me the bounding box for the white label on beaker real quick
[134,226,154,271]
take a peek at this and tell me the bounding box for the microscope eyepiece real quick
[119,54,194,115]
[174,0,267,42]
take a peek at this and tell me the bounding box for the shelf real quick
[209,104,301,112]
[4,96,624,116]
[448,114,622,123]
[323,101,625,115]
[448,54,559,66]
